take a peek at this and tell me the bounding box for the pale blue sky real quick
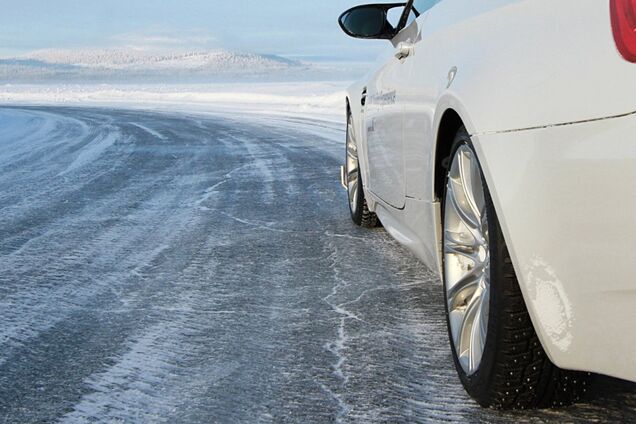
[0,0,389,61]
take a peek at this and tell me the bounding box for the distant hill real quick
[0,48,326,83]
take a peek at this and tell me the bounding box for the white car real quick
[338,0,636,409]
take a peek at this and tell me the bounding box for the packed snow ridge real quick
[24,48,300,70]
[0,48,316,82]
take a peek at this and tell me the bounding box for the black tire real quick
[346,111,378,228]
[442,127,588,409]
[349,184,378,228]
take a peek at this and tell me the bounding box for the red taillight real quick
[611,0,636,62]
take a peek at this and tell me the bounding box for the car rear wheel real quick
[442,127,588,409]
[346,110,378,228]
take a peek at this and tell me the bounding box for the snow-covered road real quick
[0,106,634,423]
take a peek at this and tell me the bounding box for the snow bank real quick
[0,49,328,83]
[0,82,348,123]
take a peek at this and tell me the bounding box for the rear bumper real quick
[475,111,636,382]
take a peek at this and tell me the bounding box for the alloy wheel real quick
[444,145,491,375]
[346,115,360,213]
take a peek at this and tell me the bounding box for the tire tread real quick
[360,198,378,228]
[487,236,588,409]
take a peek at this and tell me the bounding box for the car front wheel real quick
[345,110,378,228]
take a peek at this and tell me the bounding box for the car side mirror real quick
[338,3,408,40]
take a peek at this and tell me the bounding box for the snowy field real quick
[0,82,348,123]
[0,86,635,422]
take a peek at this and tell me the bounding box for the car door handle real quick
[395,42,414,60]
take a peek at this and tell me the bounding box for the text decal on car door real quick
[369,90,396,105]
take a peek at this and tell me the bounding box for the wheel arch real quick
[432,94,480,201]
[433,108,464,202]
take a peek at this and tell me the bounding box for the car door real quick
[365,7,417,210]
[400,0,444,201]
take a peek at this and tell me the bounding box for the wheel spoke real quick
[347,169,358,184]
[347,172,358,189]
[349,186,358,210]
[447,267,481,309]
[457,150,485,225]
[347,170,358,210]
[457,285,484,369]
[444,229,479,261]
[346,140,357,159]
[447,177,482,240]
[347,173,358,188]
[468,292,485,372]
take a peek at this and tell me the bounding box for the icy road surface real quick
[0,106,635,423]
